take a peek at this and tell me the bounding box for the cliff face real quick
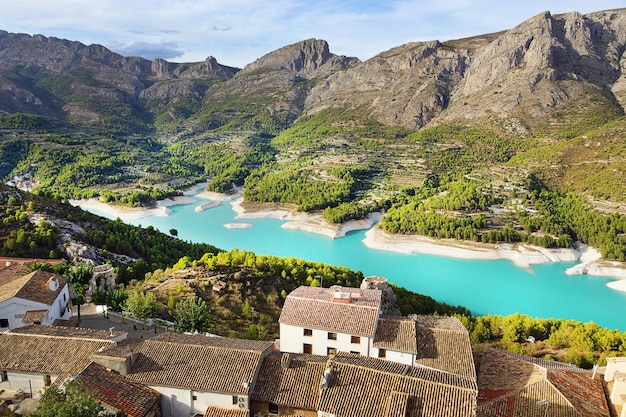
[1,8,626,135]
[304,9,626,133]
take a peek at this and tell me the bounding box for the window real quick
[303,328,313,337]
[1,371,7,382]
[0,319,8,328]
[192,395,197,401]
[268,403,279,414]
[44,375,52,386]
[303,343,313,354]
[327,347,337,355]
[351,335,360,344]
[350,351,360,355]
[378,349,387,358]
[327,332,337,340]
[232,396,238,405]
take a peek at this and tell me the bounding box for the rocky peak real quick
[239,38,359,78]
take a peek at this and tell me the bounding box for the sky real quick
[2,1,626,68]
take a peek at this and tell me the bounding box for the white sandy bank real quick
[231,198,381,239]
[72,188,626,291]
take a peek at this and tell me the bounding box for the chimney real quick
[48,276,59,291]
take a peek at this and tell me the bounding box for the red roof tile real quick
[78,363,161,417]
[279,286,381,336]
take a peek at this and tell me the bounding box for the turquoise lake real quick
[85,197,626,331]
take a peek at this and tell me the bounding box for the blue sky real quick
[1,1,625,68]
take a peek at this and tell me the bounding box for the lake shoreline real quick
[71,188,626,289]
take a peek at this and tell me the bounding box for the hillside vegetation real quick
[2,9,626,261]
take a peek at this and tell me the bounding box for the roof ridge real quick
[338,358,477,392]
[5,331,116,344]
[147,337,271,353]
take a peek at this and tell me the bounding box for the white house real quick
[113,333,274,417]
[605,357,626,416]
[279,285,382,357]
[0,326,123,396]
[0,270,72,330]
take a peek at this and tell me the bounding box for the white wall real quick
[611,373,626,405]
[368,345,415,366]
[0,284,71,330]
[280,323,371,356]
[0,299,45,330]
[3,371,57,396]
[149,385,247,417]
[606,357,626,382]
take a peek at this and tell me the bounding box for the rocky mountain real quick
[2,9,626,136]
[2,8,626,209]
[0,30,237,127]
[305,9,626,135]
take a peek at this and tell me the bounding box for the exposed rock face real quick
[0,30,237,122]
[361,276,402,316]
[305,9,626,133]
[2,9,626,134]
[201,38,360,127]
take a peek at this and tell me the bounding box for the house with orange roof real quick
[477,347,610,417]
[279,285,383,357]
[94,332,274,417]
[0,270,72,330]
[0,325,124,396]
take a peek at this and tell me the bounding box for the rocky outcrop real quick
[2,9,626,134]
[361,276,402,316]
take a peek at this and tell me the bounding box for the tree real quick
[169,228,178,236]
[67,263,94,320]
[28,380,121,417]
[125,291,158,330]
[24,260,54,273]
[174,298,211,333]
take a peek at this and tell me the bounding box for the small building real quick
[0,326,124,396]
[317,352,478,417]
[251,351,327,417]
[279,286,382,357]
[116,333,274,417]
[477,347,610,417]
[605,357,626,417]
[372,315,476,379]
[0,270,72,330]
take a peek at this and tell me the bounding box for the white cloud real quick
[1,0,625,67]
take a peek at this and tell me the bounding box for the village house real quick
[605,357,626,417]
[279,285,383,357]
[0,269,72,330]
[0,325,125,397]
[94,332,274,417]
[477,347,611,417]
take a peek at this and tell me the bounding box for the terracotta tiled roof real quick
[477,348,610,417]
[317,352,477,417]
[10,324,126,341]
[78,363,160,417]
[203,406,249,417]
[127,333,273,394]
[373,315,476,379]
[0,332,114,376]
[22,310,48,323]
[251,351,327,410]
[0,270,67,305]
[279,286,382,336]
[373,316,417,353]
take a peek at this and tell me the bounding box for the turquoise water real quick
[86,197,626,331]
